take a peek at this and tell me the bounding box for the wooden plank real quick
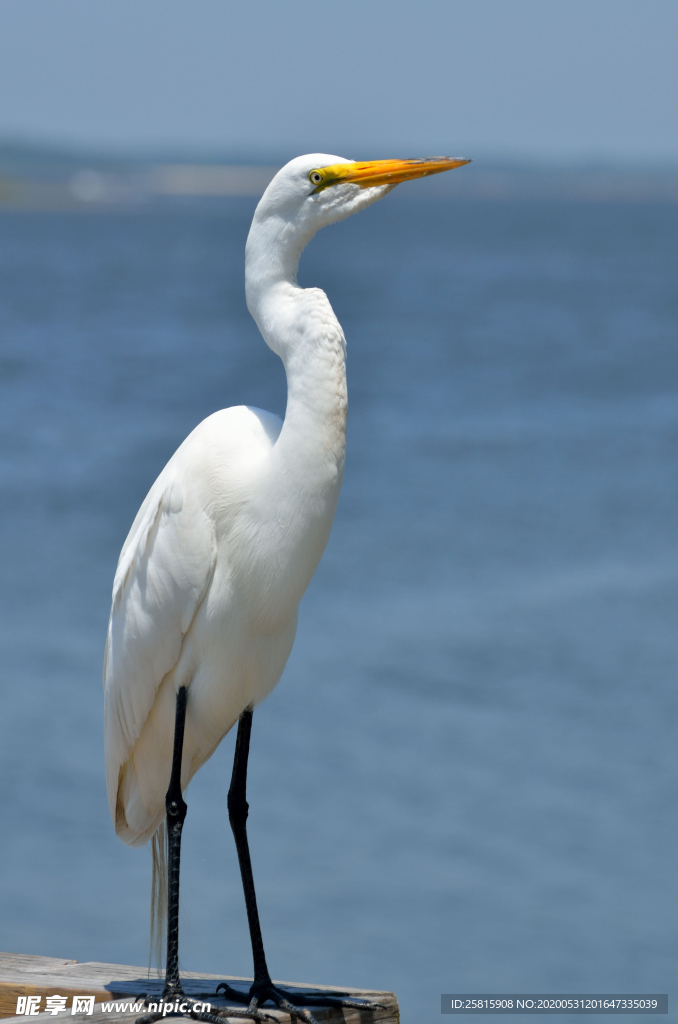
[0,956,78,973]
[0,954,398,1023]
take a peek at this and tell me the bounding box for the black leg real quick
[227,708,272,990]
[138,690,268,1024]
[217,709,383,1024]
[164,685,189,998]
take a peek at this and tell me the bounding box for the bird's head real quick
[253,152,471,241]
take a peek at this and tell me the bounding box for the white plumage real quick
[103,152,468,856]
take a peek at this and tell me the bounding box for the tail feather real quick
[150,821,167,969]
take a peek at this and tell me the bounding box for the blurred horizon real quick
[3,136,678,209]
[5,135,678,170]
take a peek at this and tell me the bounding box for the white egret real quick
[104,153,470,1023]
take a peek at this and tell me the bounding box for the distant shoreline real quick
[1,141,678,207]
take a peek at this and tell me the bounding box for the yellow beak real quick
[310,156,471,193]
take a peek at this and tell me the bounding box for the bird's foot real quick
[135,988,277,1024]
[216,981,384,1024]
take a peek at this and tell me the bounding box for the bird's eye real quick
[309,171,323,185]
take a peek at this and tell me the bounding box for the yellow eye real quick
[309,170,323,185]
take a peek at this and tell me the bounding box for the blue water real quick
[0,196,676,1023]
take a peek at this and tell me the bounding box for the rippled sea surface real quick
[0,196,676,1023]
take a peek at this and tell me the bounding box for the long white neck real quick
[245,211,347,500]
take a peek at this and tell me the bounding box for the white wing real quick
[103,462,216,828]
[103,405,282,843]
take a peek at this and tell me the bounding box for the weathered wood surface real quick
[0,953,399,1023]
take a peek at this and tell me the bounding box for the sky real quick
[0,0,677,163]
